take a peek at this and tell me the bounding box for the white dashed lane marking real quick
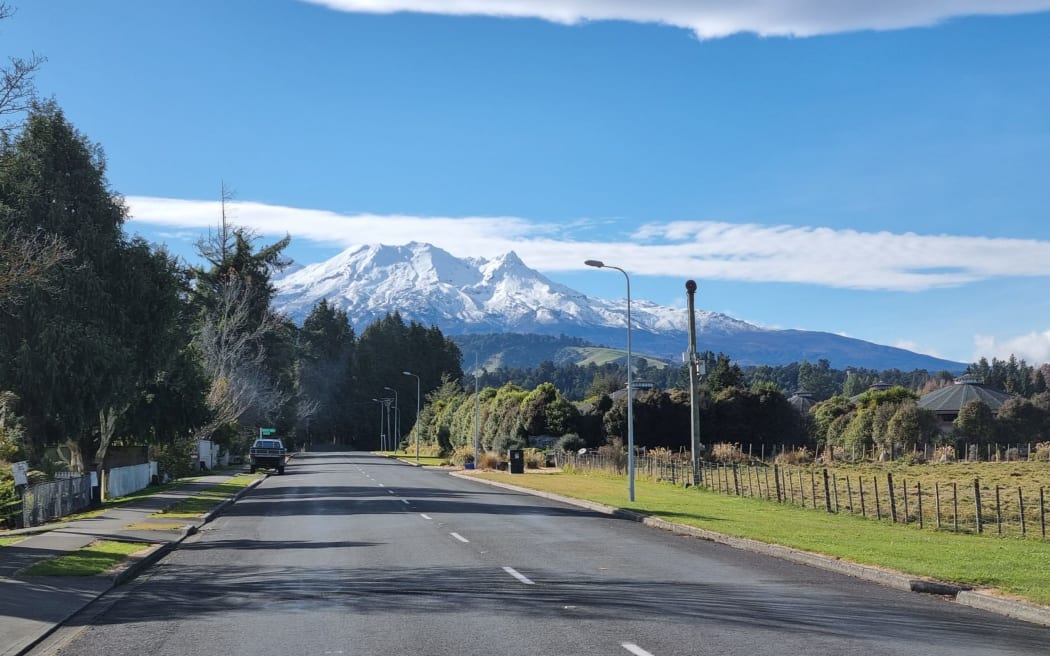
[450,532,469,543]
[622,644,656,656]
[502,566,534,585]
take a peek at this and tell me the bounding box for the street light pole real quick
[402,371,421,465]
[584,259,635,502]
[473,353,480,468]
[384,386,399,452]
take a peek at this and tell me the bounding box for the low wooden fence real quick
[556,452,1048,540]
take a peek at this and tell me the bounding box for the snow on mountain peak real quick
[274,242,717,335]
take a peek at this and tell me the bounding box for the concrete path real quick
[0,471,260,656]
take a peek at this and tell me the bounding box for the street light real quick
[585,259,635,502]
[402,371,421,464]
[384,386,399,451]
[473,353,481,468]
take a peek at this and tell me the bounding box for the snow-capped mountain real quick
[273,243,964,371]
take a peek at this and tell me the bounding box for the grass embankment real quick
[472,470,1050,606]
[23,540,150,576]
[152,473,260,518]
[378,450,452,467]
[0,536,25,546]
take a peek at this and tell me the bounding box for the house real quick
[917,374,1014,432]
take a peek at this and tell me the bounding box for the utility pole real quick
[686,280,702,485]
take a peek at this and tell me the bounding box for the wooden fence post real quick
[874,476,882,520]
[774,464,782,502]
[902,478,909,525]
[917,481,923,529]
[823,468,832,513]
[995,485,1003,536]
[974,479,983,534]
[953,482,959,532]
[1019,487,1026,537]
[935,482,941,530]
[887,473,898,523]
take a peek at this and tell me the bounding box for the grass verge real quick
[123,521,187,531]
[471,470,1050,607]
[0,536,26,546]
[153,473,260,518]
[23,540,150,576]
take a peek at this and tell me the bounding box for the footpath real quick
[0,470,261,656]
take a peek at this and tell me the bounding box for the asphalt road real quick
[34,452,1050,656]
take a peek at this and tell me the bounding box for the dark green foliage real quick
[0,103,190,464]
[954,400,997,445]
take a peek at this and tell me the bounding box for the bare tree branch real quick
[0,3,45,133]
[193,275,287,441]
[0,228,74,306]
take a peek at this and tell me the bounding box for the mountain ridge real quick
[273,242,966,372]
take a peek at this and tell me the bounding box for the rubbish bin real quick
[508,449,525,474]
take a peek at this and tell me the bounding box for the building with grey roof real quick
[917,374,1015,431]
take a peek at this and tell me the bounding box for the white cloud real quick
[301,0,1050,38]
[973,330,1050,365]
[125,196,1050,293]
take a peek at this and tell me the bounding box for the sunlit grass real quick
[23,540,150,576]
[0,536,26,546]
[152,473,260,518]
[122,521,187,531]
[471,470,1050,606]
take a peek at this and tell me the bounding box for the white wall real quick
[104,463,152,500]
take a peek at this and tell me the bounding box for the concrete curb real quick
[109,475,265,584]
[9,474,265,656]
[452,471,1050,627]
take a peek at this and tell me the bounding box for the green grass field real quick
[23,540,149,576]
[472,469,1050,606]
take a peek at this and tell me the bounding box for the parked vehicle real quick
[248,438,287,474]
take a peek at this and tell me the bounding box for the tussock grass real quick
[472,470,1050,607]
[23,540,149,576]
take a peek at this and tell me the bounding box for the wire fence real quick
[555,452,1048,540]
[21,475,93,528]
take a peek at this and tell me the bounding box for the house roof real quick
[917,377,1014,414]
[787,392,815,412]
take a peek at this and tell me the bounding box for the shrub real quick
[775,446,814,465]
[449,446,475,466]
[933,445,957,463]
[1033,442,1050,462]
[151,437,195,481]
[524,448,543,469]
[477,451,501,470]
[710,442,744,464]
[555,433,586,452]
[597,438,627,472]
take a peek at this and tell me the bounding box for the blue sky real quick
[4,1,1050,365]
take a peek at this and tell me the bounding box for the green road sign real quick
[260,428,276,435]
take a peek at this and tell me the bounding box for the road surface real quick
[34,452,1050,656]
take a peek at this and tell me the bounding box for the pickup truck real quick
[248,438,287,474]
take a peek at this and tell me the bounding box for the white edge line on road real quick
[450,532,469,543]
[502,566,534,585]
[420,513,432,520]
[622,643,655,656]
